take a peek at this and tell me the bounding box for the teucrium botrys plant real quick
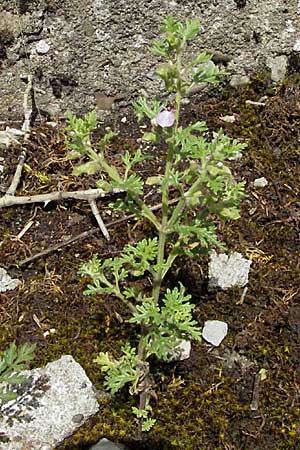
[66,16,247,436]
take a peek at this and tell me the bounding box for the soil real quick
[0,74,299,450]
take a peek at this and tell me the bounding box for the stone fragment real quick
[0,355,100,450]
[208,251,252,291]
[219,114,236,123]
[253,177,268,188]
[167,340,191,362]
[0,268,21,292]
[202,320,228,346]
[266,55,287,82]
[90,438,128,450]
[0,128,23,148]
[36,40,50,54]
[229,74,250,87]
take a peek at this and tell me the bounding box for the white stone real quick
[167,340,191,362]
[120,116,127,123]
[229,75,250,87]
[36,40,50,54]
[0,268,21,292]
[0,355,100,450]
[90,438,128,450]
[0,128,24,148]
[266,56,287,82]
[202,320,228,346]
[253,176,268,188]
[219,114,236,123]
[208,251,252,291]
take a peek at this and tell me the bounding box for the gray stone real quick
[0,0,299,121]
[35,40,50,55]
[0,267,21,292]
[202,320,228,347]
[266,55,287,82]
[90,438,128,450]
[0,355,100,450]
[253,176,268,188]
[208,251,252,291]
[229,74,250,87]
[167,339,191,362]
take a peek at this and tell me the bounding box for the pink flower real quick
[155,109,176,128]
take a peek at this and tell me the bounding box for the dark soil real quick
[0,74,299,450]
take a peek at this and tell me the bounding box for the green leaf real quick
[184,19,200,40]
[142,132,159,143]
[94,343,140,394]
[146,176,163,186]
[73,161,99,176]
[133,98,166,122]
[122,238,158,276]
[0,341,36,403]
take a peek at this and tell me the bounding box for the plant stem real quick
[152,45,184,304]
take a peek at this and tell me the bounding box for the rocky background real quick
[0,0,299,121]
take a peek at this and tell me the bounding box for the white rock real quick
[266,55,287,82]
[120,116,127,123]
[0,268,21,292]
[229,74,250,87]
[90,438,128,450]
[0,355,100,450]
[0,128,24,148]
[293,39,300,51]
[253,177,268,188]
[167,339,191,362]
[36,40,50,54]
[219,114,236,123]
[208,251,252,291]
[202,320,228,346]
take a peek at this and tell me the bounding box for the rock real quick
[0,1,298,121]
[35,40,50,55]
[90,438,128,450]
[202,320,228,346]
[266,55,287,82]
[0,268,21,292]
[0,128,24,148]
[167,340,191,362]
[229,74,250,87]
[208,251,252,291]
[253,176,268,188]
[0,355,100,450]
[219,114,236,123]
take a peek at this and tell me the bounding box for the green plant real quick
[66,16,247,437]
[0,341,36,402]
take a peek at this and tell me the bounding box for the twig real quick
[17,198,180,266]
[5,74,35,196]
[22,74,35,138]
[237,286,248,305]
[250,373,261,411]
[89,199,110,240]
[16,219,34,240]
[0,187,123,208]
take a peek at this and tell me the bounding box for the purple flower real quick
[155,109,176,128]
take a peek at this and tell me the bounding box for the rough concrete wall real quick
[0,0,299,121]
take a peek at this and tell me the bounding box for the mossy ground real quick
[0,75,299,450]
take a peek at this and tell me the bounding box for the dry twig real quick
[0,187,122,208]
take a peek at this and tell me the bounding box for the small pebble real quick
[253,177,268,188]
[36,40,50,54]
[72,414,84,423]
